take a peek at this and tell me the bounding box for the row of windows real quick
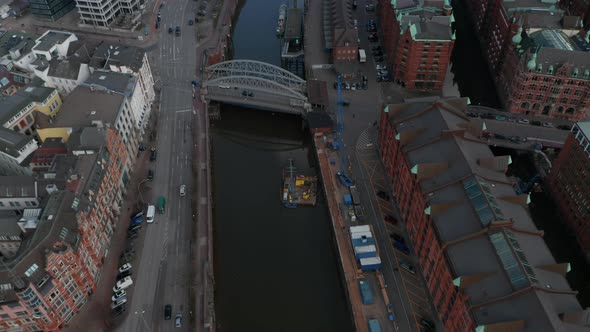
[526,75,588,85]
[523,93,581,105]
[0,200,38,208]
[335,49,358,54]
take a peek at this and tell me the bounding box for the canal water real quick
[212,1,354,331]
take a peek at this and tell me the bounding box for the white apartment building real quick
[90,43,155,129]
[75,0,142,28]
[34,60,91,95]
[0,129,38,176]
[0,176,39,211]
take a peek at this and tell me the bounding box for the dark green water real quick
[212,1,354,331]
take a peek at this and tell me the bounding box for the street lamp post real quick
[134,310,152,332]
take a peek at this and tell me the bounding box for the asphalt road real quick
[115,1,199,331]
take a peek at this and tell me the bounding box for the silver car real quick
[175,313,182,327]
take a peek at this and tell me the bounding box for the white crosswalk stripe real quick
[356,129,374,150]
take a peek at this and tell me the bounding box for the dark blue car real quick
[130,215,143,226]
[393,240,410,255]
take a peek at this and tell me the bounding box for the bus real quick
[157,196,166,214]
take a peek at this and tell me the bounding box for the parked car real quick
[507,117,517,122]
[113,306,126,316]
[517,118,530,124]
[421,319,435,329]
[390,233,404,243]
[175,26,181,36]
[130,216,143,227]
[148,169,154,180]
[531,121,542,126]
[113,276,133,292]
[168,27,173,34]
[188,19,193,25]
[399,261,416,274]
[480,113,495,119]
[542,122,554,128]
[180,184,186,197]
[384,214,397,225]
[165,304,172,320]
[131,210,144,219]
[466,111,479,117]
[495,115,507,121]
[175,313,182,327]
[128,224,141,232]
[117,270,132,280]
[119,263,132,274]
[377,190,390,201]
[393,240,410,255]
[361,81,368,90]
[150,150,157,161]
[111,297,127,309]
[372,50,383,56]
[376,64,386,70]
[557,124,572,130]
[112,289,126,302]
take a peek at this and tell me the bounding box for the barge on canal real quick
[281,159,318,208]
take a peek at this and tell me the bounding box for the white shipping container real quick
[350,225,371,234]
[360,256,382,265]
[354,245,377,254]
[351,231,373,240]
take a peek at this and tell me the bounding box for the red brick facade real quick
[0,127,128,331]
[377,0,455,90]
[560,0,590,21]
[377,109,474,331]
[548,124,590,251]
[498,47,590,120]
[333,45,358,62]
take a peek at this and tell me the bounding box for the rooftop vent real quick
[99,75,106,80]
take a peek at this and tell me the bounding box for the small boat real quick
[281,159,318,208]
[276,4,287,36]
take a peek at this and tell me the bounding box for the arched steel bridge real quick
[201,60,308,114]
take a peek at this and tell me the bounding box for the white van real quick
[146,205,156,223]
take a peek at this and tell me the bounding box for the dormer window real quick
[547,65,554,75]
[536,64,543,73]
[584,70,590,79]
[572,68,579,78]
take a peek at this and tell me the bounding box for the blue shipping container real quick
[352,237,375,248]
[358,280,374,304]
[354,245,377,259]
[360,257,382,271]
[368,319,381,332]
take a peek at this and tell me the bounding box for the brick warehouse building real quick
[377,0,455,90]
[548,122,590,254]
[560,0,590,22]
[462,0,589,120]
[497,29,590,120]
[378,97,590,331]
[0,125,127,331]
